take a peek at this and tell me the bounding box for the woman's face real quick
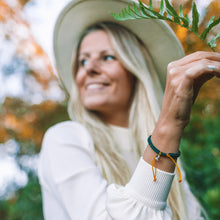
[75,30,134,126]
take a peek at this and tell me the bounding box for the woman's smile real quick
[85,81,110,91]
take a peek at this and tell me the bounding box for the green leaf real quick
[178,5,189,27]
[121,9,126,18]
[111,0,220,50]
[139,1,157,19]
[185,14,191,25]
[127,6,134,17]
[111,3,141,20]
[200,17,220,41]
[208,32,220,48]
[110,12,120,20]
[127,2,150,19]
[192,2,200,33]
[149,0,153,10]
[164,0,180,23]
[132,2,141,17]
[208,16,215,26]
[121,8,130,20]
[167,13,173,20]
[179,4,183,17]
[139,1,166,20]
[125,7,136,18]
[180,17,189,28]
[160,0,165,15]
[111,10,134,21]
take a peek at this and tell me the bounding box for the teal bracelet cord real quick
[147,135,181,158]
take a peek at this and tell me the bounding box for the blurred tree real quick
[0,0,219,219]
[0,172,43,220]
[0,0,69,219]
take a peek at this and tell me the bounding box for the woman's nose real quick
[85,59,100,75]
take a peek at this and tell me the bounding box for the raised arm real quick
[144,51,220,173]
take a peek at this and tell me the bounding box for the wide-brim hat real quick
[53,0,184,94]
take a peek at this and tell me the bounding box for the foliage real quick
[0,172,43,220]
[111,0,220,50]
[181,107,220,219]
[0,97,69,150]
[0,97,69,220]
[181,79,220,220]
[0,1,69,219]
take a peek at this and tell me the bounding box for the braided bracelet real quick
[147,135,182,182]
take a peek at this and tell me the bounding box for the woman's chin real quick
[83,101,107,112]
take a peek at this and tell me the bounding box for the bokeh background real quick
[0,0,220,219]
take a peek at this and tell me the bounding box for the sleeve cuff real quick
[125,157,175,210]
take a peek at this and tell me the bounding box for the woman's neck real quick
[99,109,130,128]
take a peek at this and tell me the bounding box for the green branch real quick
[111,0,220,51]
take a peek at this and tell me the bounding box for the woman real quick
[38,0,220,219]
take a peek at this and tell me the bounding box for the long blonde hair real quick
[68,22,203,220]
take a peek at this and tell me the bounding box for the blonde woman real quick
[38,0,220,219]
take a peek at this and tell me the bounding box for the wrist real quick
[152,119,183,153]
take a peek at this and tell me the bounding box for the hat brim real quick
[53,0,184,93]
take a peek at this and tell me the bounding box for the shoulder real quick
[43,120,94,154]
[39,121,96,184]
[45,120,91,138]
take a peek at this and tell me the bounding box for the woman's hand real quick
[161,51,219,131]
[144,52,220,172]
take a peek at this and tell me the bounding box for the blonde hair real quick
[68,22,204,219]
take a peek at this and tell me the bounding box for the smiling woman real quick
[76,30,134,127]
[37,0,220,219]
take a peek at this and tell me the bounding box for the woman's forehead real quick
[79,30,114,53]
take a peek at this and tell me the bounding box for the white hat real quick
[53,0,184,93]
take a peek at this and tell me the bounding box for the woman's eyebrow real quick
[79,49,115,56]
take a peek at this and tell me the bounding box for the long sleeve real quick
[38,121,176,220]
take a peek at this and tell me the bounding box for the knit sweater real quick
[38,121,203,220]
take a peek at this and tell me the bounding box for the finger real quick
[168,59,220,79]
[185,61,220,79]
[168,51,220,68]
[167,60,219,102]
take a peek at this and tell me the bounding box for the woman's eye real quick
[103,55,116,61]
[79,59,87,66]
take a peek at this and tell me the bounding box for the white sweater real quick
[38,121,203,220]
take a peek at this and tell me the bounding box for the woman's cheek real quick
[75,71,84,87]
